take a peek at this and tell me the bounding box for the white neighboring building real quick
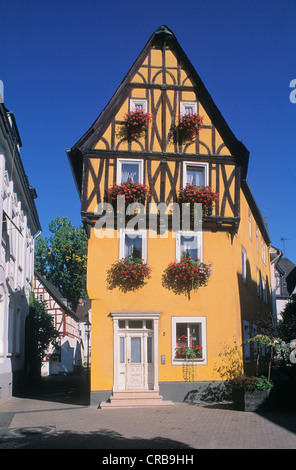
[0,100,41,402]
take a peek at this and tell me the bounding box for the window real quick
[180,101,197,116]
[117,159,143,184]
[130,99,147,113]
[183,162,208,187]
[256,226,259,252]
[248,211,252,240]
[261,239,266,264]
[171,316,206,364]
[119,229,147,262]
[242,247,247,283]
[175,231,203,261]
[257,268,262,298]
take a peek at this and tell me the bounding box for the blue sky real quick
[1,0,296,262]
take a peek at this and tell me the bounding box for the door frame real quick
[111,311,160,392]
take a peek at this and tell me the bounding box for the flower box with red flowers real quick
[178,184,219,216]
[173,113,203,145]
[106,180,151,207]
[175,344,203,360]
[106,257,152,293]
[116,110,152,142]
[162,253,212,300]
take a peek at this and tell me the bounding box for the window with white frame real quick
[117,158,143,184]
[242,247,247,283]
[180,101,197,116]
[171,316,206,364]
[261,239,266,264]
[175,231,203,261]
[119,229,147,262]
[256,225,259,252]
[130,99,147,113]
[183,161,208,187]
[248,210,252,240]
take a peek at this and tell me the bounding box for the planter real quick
[162,254,212,300]
[178,184,219,218]
[116,110,152,142]
[173,113,203,145]
[232,389,272,412]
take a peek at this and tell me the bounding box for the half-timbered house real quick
[34,272,86,375]
[67,26,273,407]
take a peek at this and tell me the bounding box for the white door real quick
[118,331,153,391]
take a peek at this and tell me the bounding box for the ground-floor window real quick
[171,316,207,365]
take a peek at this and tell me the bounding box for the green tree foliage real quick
[277,294,296,343]
[25,296,59,381]
[35,216,88,310]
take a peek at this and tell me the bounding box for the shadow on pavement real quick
[15,373,90,406]
[0,427,193,449]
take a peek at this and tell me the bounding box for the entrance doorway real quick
[111,313,160,393]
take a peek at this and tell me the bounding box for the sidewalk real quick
[0,375,296,449]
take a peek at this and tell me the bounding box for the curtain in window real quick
[186,166,205,186]
[121,163,139,183]
[181,234,198,260]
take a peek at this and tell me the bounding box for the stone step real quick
[99,390,174,409]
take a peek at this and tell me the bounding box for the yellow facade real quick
[68,26,272,404]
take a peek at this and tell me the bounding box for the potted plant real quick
[106,257,151,293]
[162,252,212,300]
[116,109,152,142]
[230,335,289,411]
[178,184,219,217]
[173,113,203,145]
[230,374,274,412]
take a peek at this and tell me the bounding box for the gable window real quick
[117,159,143,184]
[130,99,147,113]
[176,231,203,261]
[119,229,147,262]
[180,101,197,116]
[183,162,208,187]
[172,316,206,365]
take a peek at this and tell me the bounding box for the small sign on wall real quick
[161,355,165,365]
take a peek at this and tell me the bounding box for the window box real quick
[178,183,219,217]
[106,257,151,293]
[162,253,212,300]
[116,108,152,142]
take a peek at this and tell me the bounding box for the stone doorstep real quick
[99,390,174,409]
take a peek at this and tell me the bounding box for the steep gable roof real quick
[67,25,249,196]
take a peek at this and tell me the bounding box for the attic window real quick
[130,99,147,113]
[180,101,197,116]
